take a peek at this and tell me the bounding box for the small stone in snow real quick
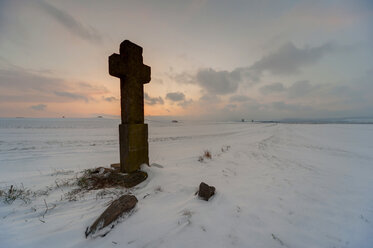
[198,182,215,201]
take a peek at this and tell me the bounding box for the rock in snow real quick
[198,182,215,201]
[86,195,138,237]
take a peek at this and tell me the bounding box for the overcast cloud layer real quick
[36,0,102,43]
[0,0,372,119]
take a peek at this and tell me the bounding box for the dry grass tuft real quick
[76,167,147,190]
[198,150,212,162]
[0,185,32,204]
[221,145,231,152]
[154,186,163,192]
[204,150,212,159]
[77,167,125,190]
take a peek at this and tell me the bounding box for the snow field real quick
[0,120,372,247]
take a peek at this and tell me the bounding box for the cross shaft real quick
[108,40,151,173]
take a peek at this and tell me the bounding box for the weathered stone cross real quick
[109,40,150,173]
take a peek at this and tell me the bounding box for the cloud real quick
[54,91,89,102]
[321,70,373,107]
[225,104,237,109]
[172,67,258,96]
[0,66,109,105]
[0,68,68,103]
[259,80,319,98]
[102,96,118,102]
[271,101,312,112]
[260,82,285,95]
[229,95,250,102]
[199,94,221,103]
[170,71,196,85]
[165,91,193,109]
[144,93,164,105]
[166,92,185,102]
[178,99,193,108]
[152,78,164,84]
[30,103,47,111]
[287,80,318,98]
[250,42,335,75]
[0,68,64,92]
[172,42,334,96]
[196,68,240,95]
[184,74,373,120]
[78,82,108,94]
[37,0,102,43]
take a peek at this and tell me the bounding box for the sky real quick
[0,0,372,120]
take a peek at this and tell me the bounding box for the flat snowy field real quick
[0,119,372,248]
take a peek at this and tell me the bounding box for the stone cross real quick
[109,40,150,173]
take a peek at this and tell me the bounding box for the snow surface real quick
[0,118,372,248]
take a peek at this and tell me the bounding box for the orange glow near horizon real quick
[144,105,171,117]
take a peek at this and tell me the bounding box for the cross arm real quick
[109,53,151,84]
[141,65,151,84]
[109,53,125,78]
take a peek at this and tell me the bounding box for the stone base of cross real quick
[109,40,150,173]
[119,123,148,172]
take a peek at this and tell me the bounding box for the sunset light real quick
[1,1,372,247]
